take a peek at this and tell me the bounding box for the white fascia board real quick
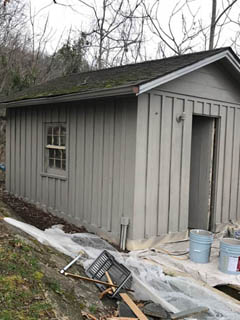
[138,50,238,95]
[225,51,240,73]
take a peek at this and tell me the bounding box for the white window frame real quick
[44,122,67,175]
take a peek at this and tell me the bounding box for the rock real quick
[143,302,171,319]
[118,301,136,318]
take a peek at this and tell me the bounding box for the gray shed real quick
[2,47,240,250]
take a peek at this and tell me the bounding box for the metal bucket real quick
[189,229,213,263]
[219,238,240,274]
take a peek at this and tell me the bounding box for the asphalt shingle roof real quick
[0,47,231,103]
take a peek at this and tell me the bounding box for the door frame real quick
[208,115,220,231]
[189,114,220,231]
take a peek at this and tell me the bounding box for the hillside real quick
[0,200,115,320]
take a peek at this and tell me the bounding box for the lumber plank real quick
[82,311,97,320]
[120,293,148,320]
[105,271,116,292]
[99,287,113,300]
[107,318,137,320]
[64,272,134,292]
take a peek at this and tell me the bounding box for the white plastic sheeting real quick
[133,239,240,287]
[4,217,240,319]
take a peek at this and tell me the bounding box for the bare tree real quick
[51,0,146,68]
[26,2,60,84]
[80,0,146,68]
[0,0,28,92]
[141,0,204,56]
[209,0,239,49]
[0,0,65,93]
[209,0,217,49]
[43,0,240,62]
[141,0,240,58]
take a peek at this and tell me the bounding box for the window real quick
[45,124,66,172]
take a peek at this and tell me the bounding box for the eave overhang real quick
[1,48,239,108]
[0,85,138,108]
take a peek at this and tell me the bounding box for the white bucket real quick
[219,238,240,274]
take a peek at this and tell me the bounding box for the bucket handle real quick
[193,248,210,252]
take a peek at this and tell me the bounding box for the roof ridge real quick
[1,46,237,105]
[64,46,231,79]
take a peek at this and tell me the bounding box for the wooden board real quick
[168,98,184,232]
[120,293,148,320]
[107,318,137,320]
[157,95,172,235]
[178,99,193,231]
[132,94,149,240]
[145,93,161,237]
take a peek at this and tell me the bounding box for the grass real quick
[0,236,56,320]
[89,304,98,314]
[0,210,116,320]
[45,279,63,295]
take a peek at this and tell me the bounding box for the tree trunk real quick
[209,0,217,50]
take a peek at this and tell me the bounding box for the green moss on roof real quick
[0,47,232,104]
[11,78,139,101]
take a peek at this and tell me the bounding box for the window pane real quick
[49,158,54,168]
[61,126,66,135]
[60,136,66,146]
[53,126,60,135]
[62,160,66,170]
[55,159,61,168]
[49,149,55,158]
[55,149,61,159]
[62,150,66,160]
[48,127,53,135]
[53,136,59,145]
[47,135,52,145]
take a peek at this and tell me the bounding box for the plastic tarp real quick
[133,239,240,287]
[4,217,240,319]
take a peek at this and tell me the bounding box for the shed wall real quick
[159,63,240,104]
[132,95,240,246]
[6,97,137,243]
[131,64,240,247]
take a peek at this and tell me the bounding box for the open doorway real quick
[188,115,218,231]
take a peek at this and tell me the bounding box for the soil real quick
[0,186,123,252]
[1,190,86,233]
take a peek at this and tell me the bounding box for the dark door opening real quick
[189,115,218,230]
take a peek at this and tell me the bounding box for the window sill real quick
[40,172,67,181]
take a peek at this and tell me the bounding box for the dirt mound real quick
[2,191,86,233]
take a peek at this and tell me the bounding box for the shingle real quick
[0,47,230,103]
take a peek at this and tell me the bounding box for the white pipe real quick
[120,217,129,251]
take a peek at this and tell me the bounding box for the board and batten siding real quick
[132,90,240,244]
[6,97,137,243]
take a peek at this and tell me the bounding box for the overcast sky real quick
[28,0,238,55]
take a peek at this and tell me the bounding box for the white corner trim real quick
[226,51,240,72]
[138,50,238,95]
